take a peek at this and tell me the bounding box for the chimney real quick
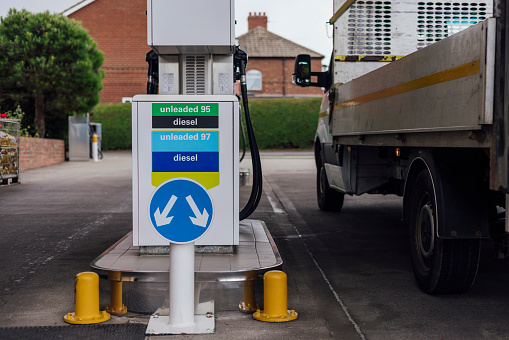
[248,12,267,30]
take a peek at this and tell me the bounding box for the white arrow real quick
[186,195,209,228]
[154,195,177,227]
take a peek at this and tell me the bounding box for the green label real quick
[152,103,219,116]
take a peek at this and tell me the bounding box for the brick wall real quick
[19,137,65,171]
[243,58,324,97]
[69,0,148,103]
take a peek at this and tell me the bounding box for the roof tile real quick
[238,26,324,59]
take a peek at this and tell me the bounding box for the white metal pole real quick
[169,242,195,327]
[92,133,99,162]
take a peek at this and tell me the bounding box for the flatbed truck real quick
[294,0,509,294]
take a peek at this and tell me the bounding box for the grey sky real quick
[0,0,333,64]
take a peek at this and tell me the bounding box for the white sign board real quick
[132,95,239,246]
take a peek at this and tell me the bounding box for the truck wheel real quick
[317,159,344,211]
[408,169,481,294]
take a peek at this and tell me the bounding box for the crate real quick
[0,119,20,185]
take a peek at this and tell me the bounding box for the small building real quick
[237,13,324,97]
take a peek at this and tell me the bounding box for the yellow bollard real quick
[91,133,99,162]
[239,271,259,313]
[105,271,127,315]
[64,272,110,324]
[253,270,298,322]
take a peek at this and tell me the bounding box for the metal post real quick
[491,0,509,192]
[146,240,213,334]
[106,271,127,315]
[92,133,99,162]
[505,194,509,233]
[253,270,298,322]
[169,242,195,328]
[239,270,258,313]
[64,272,110,324]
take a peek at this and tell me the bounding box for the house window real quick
[246,70,262,90]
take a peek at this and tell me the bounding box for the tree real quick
[0,9,104,137]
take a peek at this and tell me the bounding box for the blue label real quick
[152,152,219,172]
[149,179,213,243]
[152,131,219,152]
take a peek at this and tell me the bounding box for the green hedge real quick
[241,97,321,149]
[90,103,132,150]
[90,97,322,150]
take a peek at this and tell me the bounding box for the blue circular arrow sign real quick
[149,178,213,243]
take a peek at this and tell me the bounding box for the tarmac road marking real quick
[264,177,367,340]
[263,180,284,214]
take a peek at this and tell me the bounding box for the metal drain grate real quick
[346,1,392,55]
[417,2,489,49]
[184,55,207,95]
[0,324,147,340]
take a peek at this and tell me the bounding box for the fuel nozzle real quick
[234,46,248,82]
[146,50,159,94]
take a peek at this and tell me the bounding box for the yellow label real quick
[152,172,220,189]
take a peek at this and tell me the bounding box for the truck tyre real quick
[317,158,344,212]
[408,169,481,294]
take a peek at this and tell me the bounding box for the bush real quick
[90,103,131,150]
[241,97,321,150]
[0,9,104,138]
[91,97,322,150]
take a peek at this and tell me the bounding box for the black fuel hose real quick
[237,94,247,163]
[237,51,263,220]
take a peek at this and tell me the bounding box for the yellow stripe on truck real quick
[332,60,480,112]
[334,55,404,62]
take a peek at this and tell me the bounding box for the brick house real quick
[63,0,148,103]
[237,13,324,97]
[63,2,324,101]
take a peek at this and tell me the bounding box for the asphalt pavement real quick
[2,151,509,339]
[0,151,355,339]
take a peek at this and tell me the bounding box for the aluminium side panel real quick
[330,19,494,140]
[332,1,493,84]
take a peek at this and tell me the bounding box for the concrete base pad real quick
[146,301,215,335]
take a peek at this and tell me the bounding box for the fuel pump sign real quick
[132,95,239,246]
[151,103,220,189]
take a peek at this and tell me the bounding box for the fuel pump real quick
[144,47,263,222]
[132,0,261,334]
